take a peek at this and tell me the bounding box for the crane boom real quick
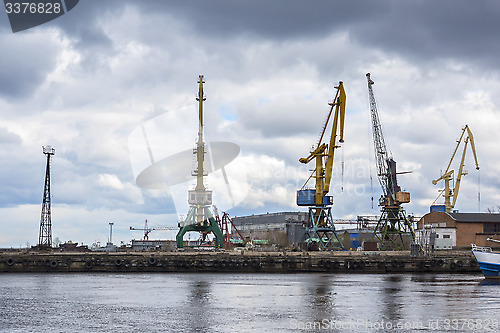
[298,81,345,206]
[367,73,390,197]
[324,84,346,196]
[366,73,404,203]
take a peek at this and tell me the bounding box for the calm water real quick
[0,273,498,332]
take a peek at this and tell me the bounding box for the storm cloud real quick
[0,1,499,247]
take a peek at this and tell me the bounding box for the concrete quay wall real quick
[0,250,480,274]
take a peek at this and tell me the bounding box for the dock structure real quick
[1,250,480,274]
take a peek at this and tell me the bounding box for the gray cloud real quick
[0,127,21,144]
[111,1,500,70]
[41,1,500,72]
[350,1,500,68]
[0,35,63,100]
[1,1,500,247]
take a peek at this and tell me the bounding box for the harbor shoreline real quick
[0,250,480,274]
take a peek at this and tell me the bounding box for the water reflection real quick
[186,277,212,332]
[307,274,338,323]
[382,275,404,322]
[0,273,498,333]
[479,279,500,286]
[188,279,211,305]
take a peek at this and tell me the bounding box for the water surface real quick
[0,273,498,332]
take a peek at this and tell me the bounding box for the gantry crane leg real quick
[304,206,344,250]
[373,207,416,250]
[176,205,223,248]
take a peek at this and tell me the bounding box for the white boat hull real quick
[472,245,500,279]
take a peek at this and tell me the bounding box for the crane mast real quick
[366,73,415,250]
[175,75,224,248]
[432,125,479,213]
[297,81,346,250]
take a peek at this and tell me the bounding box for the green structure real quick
[372,203,414,250]
[176,206,223,248]
[176,75,223,248]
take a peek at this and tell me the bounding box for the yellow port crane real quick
[432,125,479,213]
[297,81,346,250]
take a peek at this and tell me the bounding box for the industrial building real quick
[417,212,500,249]
[231,213,393,249]
[231,212,307,246]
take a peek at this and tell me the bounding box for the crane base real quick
[176,206,223,248]
[372,206,416,250]
[303,206,345,250]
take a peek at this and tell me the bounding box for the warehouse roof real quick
[449,212,500,223]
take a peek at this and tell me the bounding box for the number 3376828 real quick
[5,2,62,14]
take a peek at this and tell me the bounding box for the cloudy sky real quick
[1,0,499,248]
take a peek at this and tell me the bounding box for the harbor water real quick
[0,273,498,332]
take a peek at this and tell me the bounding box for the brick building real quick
[417,212,500,249]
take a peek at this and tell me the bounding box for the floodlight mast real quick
[38,145,55,249]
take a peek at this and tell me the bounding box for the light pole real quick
[109,222,114,244]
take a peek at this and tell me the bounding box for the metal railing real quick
[471,244,492,252]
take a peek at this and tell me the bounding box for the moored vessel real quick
[472,241,500,279]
